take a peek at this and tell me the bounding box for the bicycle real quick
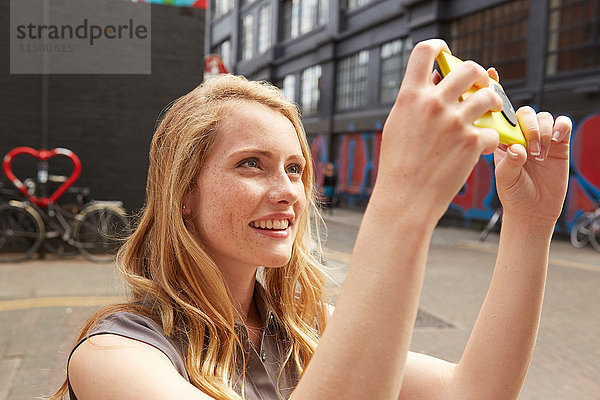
[0,181,20,203]
[479,207,502,242]
[570,208,600,252]
[590,214,600,252]
[0,147,129,263]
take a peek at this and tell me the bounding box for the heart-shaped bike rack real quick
[2,147,81,207]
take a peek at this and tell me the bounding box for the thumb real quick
[495,144,527,185]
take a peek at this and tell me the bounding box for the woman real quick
[53,39,572,400]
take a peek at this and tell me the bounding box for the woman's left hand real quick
[493,106,572,224]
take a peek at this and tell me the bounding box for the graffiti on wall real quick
[335,132,381,199]
[310,135,329,188]
[310,132,382,205]
[310,113,600,233]
[134,0,207,8]
[565,114,600,228]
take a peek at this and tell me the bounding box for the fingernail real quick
[551,131,560,142]
[542,145,550,159]
[529,140,541,156]
[507,147,519,159]
[535,145,550,162]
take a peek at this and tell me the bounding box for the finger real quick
[476,126,500,155]
[516,106,541,158]
[431,70,442,85]
[552,115,573,144]
[461,86,503,122]
[487,67,499,82]
[493,146,506,168]
[536,112,554,161]
[403,39,450,87]
[495,144,527,185]
[437,61,490,101]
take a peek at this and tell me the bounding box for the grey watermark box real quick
[10,0,151,74]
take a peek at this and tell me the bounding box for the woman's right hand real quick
[374,39,502,224]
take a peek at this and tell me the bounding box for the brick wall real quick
[1,4,205,212]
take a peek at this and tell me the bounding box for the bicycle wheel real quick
[43,235,80,258]
[72,205,129,263]
[589,216,600,252]
[42,206,80,258]
[0,202,44,262]
[570,214,592,249]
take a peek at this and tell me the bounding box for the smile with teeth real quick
[250,219,290,230]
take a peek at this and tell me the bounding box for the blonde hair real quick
[51,74,328,399]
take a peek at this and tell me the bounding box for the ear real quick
[182,186,196,217]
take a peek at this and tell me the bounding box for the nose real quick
[268,169,301,205]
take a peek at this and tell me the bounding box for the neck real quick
[219,264,258,323]
[218,264,265,350]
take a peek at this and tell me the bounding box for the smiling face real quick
[184,101,307,277]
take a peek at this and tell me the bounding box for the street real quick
[1,207,599,399]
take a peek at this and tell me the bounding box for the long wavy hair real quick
[51,74,328,399]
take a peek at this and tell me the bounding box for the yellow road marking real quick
[326,243,600,273]
[3,243,596,313]
[456,242,600,272]
[323,247,351,263]
[547,257,600,272]
[0,296,125,312]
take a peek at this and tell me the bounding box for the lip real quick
[250,225,291,239]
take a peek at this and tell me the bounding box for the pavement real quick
[1,206,599,399]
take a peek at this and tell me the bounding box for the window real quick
[546,0,600,75]
[282,74,296,103]
[241,0,257,5]
[449,0,530,81]
[211,0,233,20]
[342,0,371,11]
[318,0,328,26]
[221,40,231,71]
[218,40,231,71]
[283,0,329,40]
[301,65,322,115]
[282,0,299,40]
[380,37,412,104]
[211,40,231,72]
[258,4,272,54]
[241,14,254,61]
[336,50,370,111]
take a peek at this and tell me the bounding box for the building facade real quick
[205,0,600,233]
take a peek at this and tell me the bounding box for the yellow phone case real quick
[436,51,527,147]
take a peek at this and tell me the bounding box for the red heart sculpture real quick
[2,147,82,207]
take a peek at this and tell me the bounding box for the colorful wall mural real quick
[565,114,600,229]
[311,131,381,204]
[132,0,207,8]
[311,113,600,234]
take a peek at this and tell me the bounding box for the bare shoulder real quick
[69,334,213,400]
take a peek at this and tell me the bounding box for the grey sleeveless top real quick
[67,289,300,400]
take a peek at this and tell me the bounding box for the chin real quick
[260,253,292,269]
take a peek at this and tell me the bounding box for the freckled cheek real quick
[201,181,264,234]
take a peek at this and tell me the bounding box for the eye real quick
[237,157,260,169]
[286,163,304,175]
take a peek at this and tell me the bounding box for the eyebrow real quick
[228,148,305,163]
